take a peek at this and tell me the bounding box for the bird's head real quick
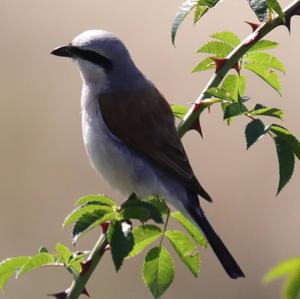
[51,30,139,89]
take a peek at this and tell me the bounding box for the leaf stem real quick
[176,0,300,137]
[66,234,108,299]
[159,210,171,247]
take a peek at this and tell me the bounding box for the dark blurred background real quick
[0,0,299,298]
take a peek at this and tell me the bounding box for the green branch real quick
[66,234,108,299]
[176,0,300,138]
[62,1,300,298]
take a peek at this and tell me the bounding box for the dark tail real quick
[185,192,245,279]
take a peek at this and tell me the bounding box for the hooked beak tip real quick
[51,45,72,57]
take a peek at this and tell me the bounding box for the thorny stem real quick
[159,209,171,247]
[64,1,300,298]
[177,0,300,138]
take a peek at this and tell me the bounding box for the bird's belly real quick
[81,109,160,198]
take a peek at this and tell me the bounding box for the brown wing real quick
[98,86,212,202]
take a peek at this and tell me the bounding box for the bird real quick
[51,29,244,279]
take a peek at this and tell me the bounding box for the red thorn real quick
[192,102,202,112]
[285,8,300,33]
[210,57,228,73]
[80,258,92,276]
[82,287,90,297]
[190,119,203,138]
[48,290,68,299]
[245,21,260,32]
[100,221,110,234]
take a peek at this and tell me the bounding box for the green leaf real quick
[197,40,233,57]
[193,4,209,23]
[170,104,189,120]
[143,246,175,299]
[171,0,198,45]
[284,269,300,299]
[55,243,72,264]
[72,210,115,244]
[224,102,248,119]
[245,119,268,149]
[108,220,134,271]
[206,87,234,101]
[0,257,30,290]
[171,211,207,247]
[192,57,215,72]
[270,125,300,160]
[129,225,162,257]
[248,0,269,21]
[244,52,285,73]
[120,194,163,224]
[249,105,284,119]
[76,194,115,207]
[63,205,112,227]
[221,74,246,100]
[248,40,279,52]
[264,258,300,283]
[17,253,55,277]
[143,195,170,215]
[211,31,241,47]
[266,0,285,22]
[244,63,281,94]
[274,136,295,194]
[166,230,200,277]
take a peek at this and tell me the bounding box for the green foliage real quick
[249,104,284,120]
[245,119,268,149]
[264,258,300,299]
[274,136,295,194]
[171,211,207,247]
[166,230,200,277]
[76,194,115,206]
[171,0,221,44]
[248,0,284,22]
[171,104,189,120]
[143,246,175,298]
[129,225,162,257]
[108,220,134,271]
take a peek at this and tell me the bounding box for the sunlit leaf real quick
[284,269,300,299]
[248,39,279,52]
[221,74,246,100]
[211,31,241,47]
[72,210,115,244]
[249,105,284,119]
[17,253,55,277]
[108,221,134,271]
[171,211,207,247]
[55,243,72,264]
[166,230,200,277]
[197,40,233,57]
[193,5,209,23]
[192,57,215,72]
[244,63,281,94]
[0,257,30,290]
[244,52,285,73]
[76,194,115,207]
[264,258,300,283]
[129,225,162,257]
[63,205,112,227]
[143,246,174,298]
[266,0,285,22]
[170,104,189,120]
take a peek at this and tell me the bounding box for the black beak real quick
[51,45,73,57]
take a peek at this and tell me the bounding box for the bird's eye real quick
[71,47,113,72]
